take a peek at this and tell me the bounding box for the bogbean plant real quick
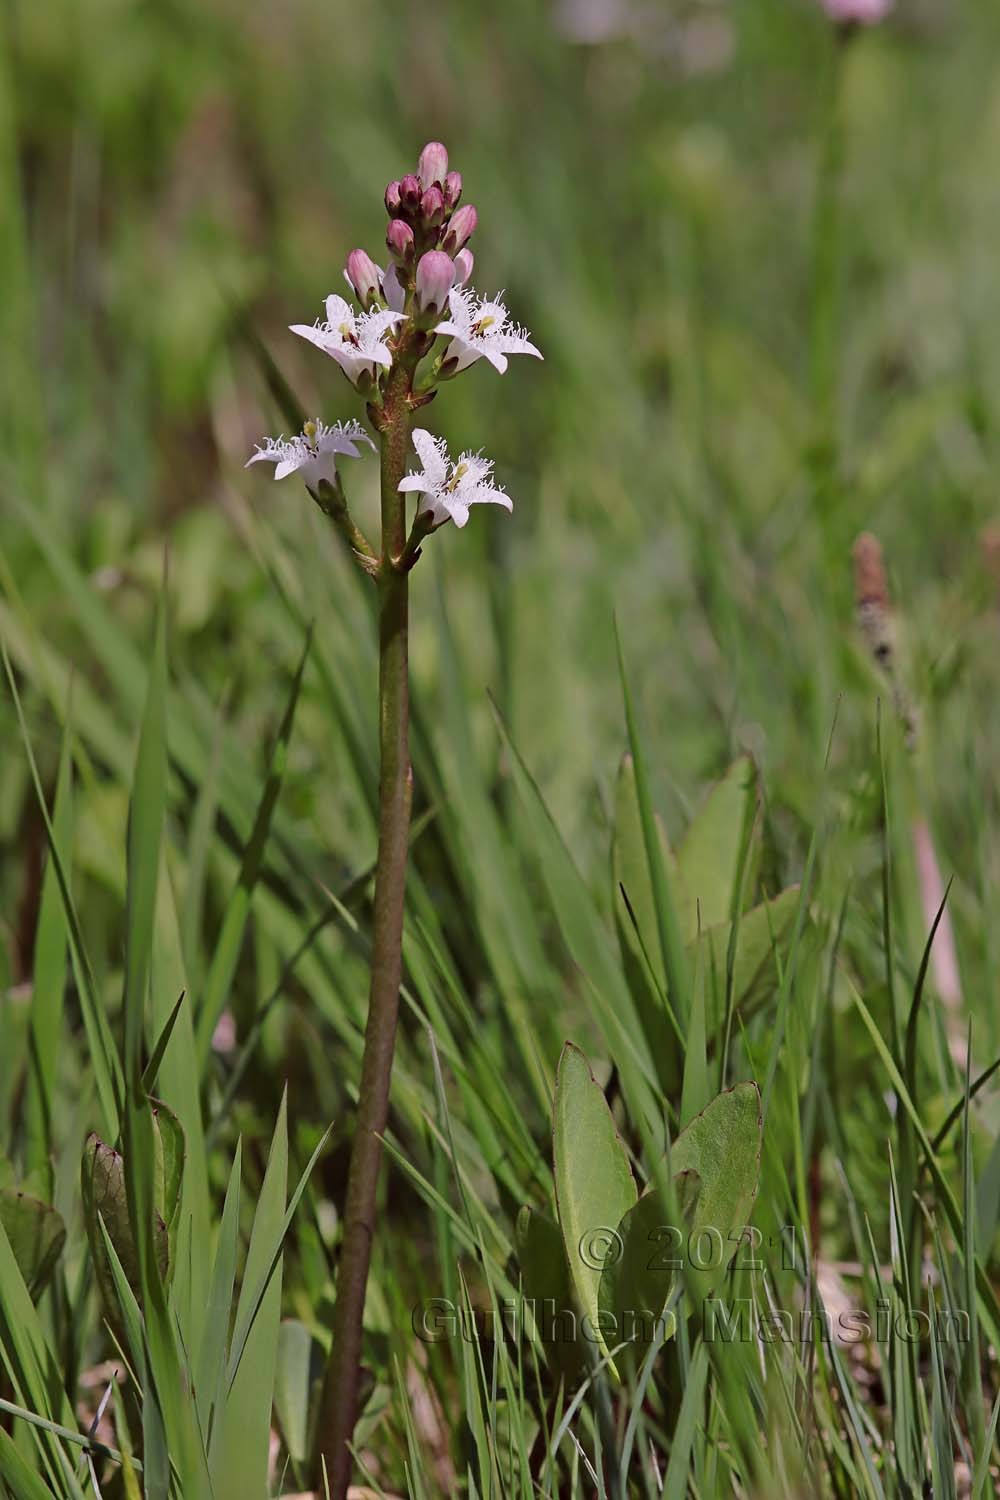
[246,140,541,1493]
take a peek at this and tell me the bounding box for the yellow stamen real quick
[445,462,469,493]
[471,315,496,335]
[303,420,317,440]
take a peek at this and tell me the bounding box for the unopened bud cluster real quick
[384,142,477,320]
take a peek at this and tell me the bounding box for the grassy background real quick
[2,0,1000,1493]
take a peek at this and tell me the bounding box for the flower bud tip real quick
[443,171,463,209]
[453,248,474,287]
[345,248,381,309]
[420,185,445,229]
[399,174,422,212]
[386,218,415,264]
[415,249,456,318]
[442,203,477,255]
[418,141,449,190]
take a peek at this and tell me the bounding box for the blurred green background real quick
[4,0,1000,1487]
[6,0,1000,973]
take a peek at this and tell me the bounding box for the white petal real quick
[411,428,448,491]
[477,298,509,326]
[482,346,509,374]
[245,449,279,468]
[501,333,543,360]
[443,338,482,373]
[324,294,354,327]
[333,348,372,381]
[458,453,493,486]
[435,319,460,339]
[365,308,406,336]
[444,286,475,331]
[398,474,431,493]
[290,323,335,352]
[449,502,470,528]
[382,263,406,314]
[476,487,513,512]
[274,455,305,481]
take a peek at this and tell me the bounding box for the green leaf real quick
[677,756,757,940]
[495,707,660,1140]
[598,1171,700,1355]
[273,1319,323,1471]
[123,586,167,1097]
[612,754,684,1093]
[194,629,311,1065]
[668,1082,762,1298]
[616,627,692,1027]
[0,1212,80,1488]
[151,1098,186,1262]
[680,963,709,1130]
[552,1043,637,1369]
[662,1341,709,1500]
[2,642,123,1138]
[0,1426,58,1500]
[212,1096,288,1492]
[142,990,188,1096]
[81,1132,169,1319]
[194,1141,242,1439]
[0,1190,66,1301]
[691,885,800,1030]
[24,717,73,1190]
[514,1205,585,1381]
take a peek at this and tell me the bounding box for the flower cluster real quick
[247,141,541,554]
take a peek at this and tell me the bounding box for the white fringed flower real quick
[436,286,542,374]
[398,428,512,529]
[290,294,406,385]
[245,419,374,486]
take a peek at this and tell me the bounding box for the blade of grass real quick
[194,627,311,1065]
[25,716,74,1190]
[2,641,122,1137]
[615,620,691,1028]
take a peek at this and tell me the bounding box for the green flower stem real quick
[313,477,378,567]
[314,347,417,1497]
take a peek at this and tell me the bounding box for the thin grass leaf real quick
[24,715,73,1189]
[194,627,311,1065]
[2,642,122,1136]
[615,621,692,1027]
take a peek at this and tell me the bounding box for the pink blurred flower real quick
[821,0,892,24]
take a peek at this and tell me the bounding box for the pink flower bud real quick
[384,179,402,214]
[441,204,477,256]
[443,171,463,209]
[345,248,380,309]
[386,218,415,264]
[453,248,474,287]
[420,185,445,229]
[418,141,449,190]
[415,250,455,318]
[399,174,421,212]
